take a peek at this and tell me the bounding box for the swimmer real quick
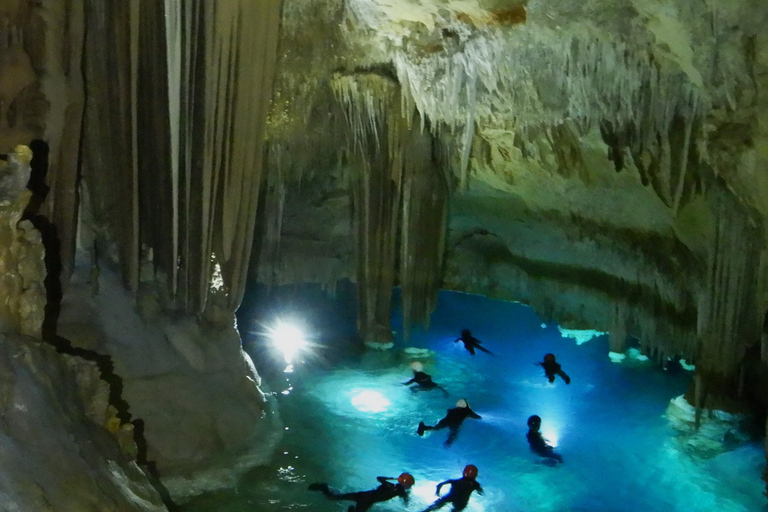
[403,362,449,396]
[417,399,482,447]
[526,415,562,463]
[308,473,414,512]
[421,464,484,512]
[536,353,571,384]
[455,329,493,356]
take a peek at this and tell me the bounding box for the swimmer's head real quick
[461,329,471,337]
[544,353,556,363]
[456,398,469,408]
[397,473,415,489]
[410,361,424,372]
[527,415,542,429]
[463,464,478,479]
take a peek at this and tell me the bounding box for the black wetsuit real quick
[455,333,492,355]
[309,477,409,512]
[526,429,562,462]
[404,371,448,395]
[539,360,570,384]
[421,476,483,511]
[420,406,481,447]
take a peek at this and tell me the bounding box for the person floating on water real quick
[403,362,449,396]
[536,353,571,384]
[455,329,493,356]
[421,464,484,512]
[526,415,563,463]
[308,473,414,512]
[417,398,481,447]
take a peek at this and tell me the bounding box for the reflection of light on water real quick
[350,389,391,413]
[542,426,559,447]
[412,479,488,511]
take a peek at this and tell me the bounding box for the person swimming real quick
[403,362,449,396]
[526,415,562,463]
[536,353,571,384]
[455,329,493,356]
[417,399,482,447]
[308,473,414,512]
[421,464,484,512]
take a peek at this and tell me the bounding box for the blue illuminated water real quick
[182,287,765,511]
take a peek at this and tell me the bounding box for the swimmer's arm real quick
[467,408,482,419]
[402,378,416,385]
[377,476,394,484]
[475,482,484,495]
[435,480,450,495]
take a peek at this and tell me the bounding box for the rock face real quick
[56,264,282,501]
[0,333,167,512]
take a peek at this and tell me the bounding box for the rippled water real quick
[181,287,765,511]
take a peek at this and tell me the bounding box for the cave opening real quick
[177,286,764,511]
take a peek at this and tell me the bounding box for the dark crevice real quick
[23,143,177,510]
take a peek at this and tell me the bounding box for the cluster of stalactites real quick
[696,187,765,379]
[393,22,715,210]
[141,0,283,316]
[331,73,448,345]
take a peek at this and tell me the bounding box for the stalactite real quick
[696,186,764,395]
[147,0,282,316]
[332,73,449,347]
[81,0,138,290]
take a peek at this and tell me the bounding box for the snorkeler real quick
[455,329,493,356]
[403,362,449,396]
[421,465,484,512]
[526,415,562,463]
[417,399,481,447]
[536,353,571,384]
[308,473,414,512]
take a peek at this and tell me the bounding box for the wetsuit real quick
[404,371,448,395]
[421,476,483,511]
[526,429,563,462]
[539,360,570,384]
[309,477,409,512]
[419,406,482,447]
[455,332,492,355]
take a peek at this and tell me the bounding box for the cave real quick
[0,0,766,511]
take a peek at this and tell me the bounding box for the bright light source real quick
[411,480,442,503]
[268,322,308,364]
[350,389,391,413]
[542,426,559,447]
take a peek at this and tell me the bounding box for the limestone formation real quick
[0,146,44,338]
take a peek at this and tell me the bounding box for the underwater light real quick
[268,321,308,364]
[350,389,391,413]
[542,426,559,447]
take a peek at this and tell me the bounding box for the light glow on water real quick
[350,389,391,413]
[184,289,765,512]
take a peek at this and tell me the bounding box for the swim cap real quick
[461,329,471,337]
[527,415,542,428]
[397,473,415,488]
[463,464,478,479]
[410,361,424,372]
[456,399,468,408]
[544,353,556,362]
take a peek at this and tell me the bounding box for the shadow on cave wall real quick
[21,139,178,510]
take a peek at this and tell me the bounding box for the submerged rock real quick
[665,395,756,458]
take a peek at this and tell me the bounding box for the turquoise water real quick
[182,287,765,511]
